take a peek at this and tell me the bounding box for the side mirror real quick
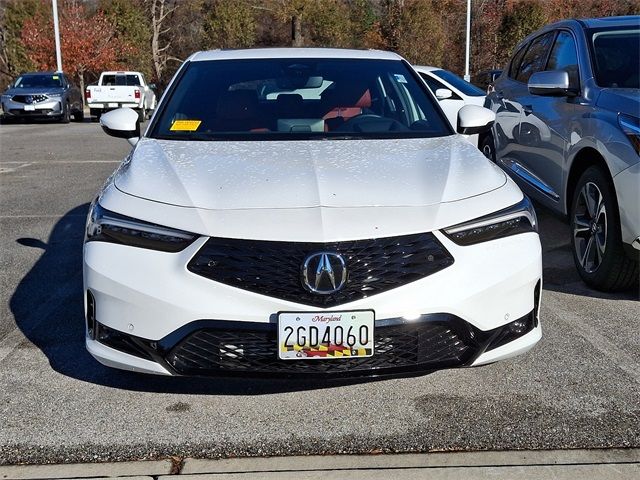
[435,88,453,100]
[457,105,495,135]
[148,83,157,90]
[100,108,140,146]
[528,70,576,97]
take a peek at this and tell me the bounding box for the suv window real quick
[508,45,528,79]
[547,31,580,89]
[516,32,555,83]
[590,27,639,89]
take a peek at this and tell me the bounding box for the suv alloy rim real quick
[573,181,608,273]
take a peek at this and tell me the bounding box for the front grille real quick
[165,321,476,376]
[188,233,454,307]
[11,94,49,104]
[12,94,48,104]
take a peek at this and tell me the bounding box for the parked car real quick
[473,69,503,92]
[483,16,639,291]
[85,48,542,377]
[0,71,83,123]
[85,71,156,122]
[414,66,486,146]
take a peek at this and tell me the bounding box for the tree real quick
[20,0,133,103]
[146,0,180,85]
[305,0,353,48]
[100,0,153,80]
[499,0,547,59]
[0,0,47,88]
[203,0,256,49]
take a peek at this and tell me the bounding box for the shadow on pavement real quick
[9,204,399,395]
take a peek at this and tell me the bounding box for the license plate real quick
[108,102,118,108]
[278,310,374,360]
[23,105,35,111]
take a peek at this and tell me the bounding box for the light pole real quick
[52,0,62,72]
[464,0,471,81]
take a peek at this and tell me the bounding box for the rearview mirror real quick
[528,70,576,97]
[456,105,495,135]
[435,88,453,100]
[100,108,140,146]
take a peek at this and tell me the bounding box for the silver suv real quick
[483,16,639,291]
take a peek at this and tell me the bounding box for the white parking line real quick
[0,163,31,174]
[0,214,88,219]
[0,161,121,164]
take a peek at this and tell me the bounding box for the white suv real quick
[84,48,542,377]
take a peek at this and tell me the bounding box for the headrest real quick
[321,82,371,110]
[276,94,304,115]
[216,90,259,120]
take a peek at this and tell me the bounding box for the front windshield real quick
[590,28,639,89]
[14,74,63,89]
[151,58,452,141]
[431,69,485,96]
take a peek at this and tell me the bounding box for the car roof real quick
[576,15,640,29]
[21,71,62,76]
[190,47,403,62]
[516,15,639,51]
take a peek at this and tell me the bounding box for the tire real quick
[137,107,145,123]
[570,166,639,291]
[90,108,101,122]
[60,102,70,124]
[480,132,496,162]
[73,107,84,122]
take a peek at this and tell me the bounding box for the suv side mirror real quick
[457,105,495,135]
[100,108,140,146]
[528,70,577,97]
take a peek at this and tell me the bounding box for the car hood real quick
[114,135,507,210]
[4,87,65,96]
[596,88,640,117]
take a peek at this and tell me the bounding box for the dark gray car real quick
[0,71,83,123]
[483,16,639,291]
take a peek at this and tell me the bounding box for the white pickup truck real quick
[85,71,156,121]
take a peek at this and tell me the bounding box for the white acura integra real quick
[85,48,542,377]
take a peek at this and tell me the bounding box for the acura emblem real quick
[302,252,347,294]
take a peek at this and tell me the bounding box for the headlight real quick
[85,202,197,252]
[619,114,640,155]
[442,195,538,246]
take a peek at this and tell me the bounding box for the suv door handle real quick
[523,105,533,115]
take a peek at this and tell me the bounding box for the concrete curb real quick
[0,459,172,480]
[0,449,638,479]
[181,448,640,473]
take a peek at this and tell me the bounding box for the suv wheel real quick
[60,102,70,124]
[480,133,496,162]
[570,166,638,291]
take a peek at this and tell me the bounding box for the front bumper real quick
[1,98,63,117]
[84,229,543,377]
[613,162,640,252]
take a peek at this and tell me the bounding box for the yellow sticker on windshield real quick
[170,119,202,131]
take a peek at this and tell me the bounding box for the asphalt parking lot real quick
[0,120,638,466]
